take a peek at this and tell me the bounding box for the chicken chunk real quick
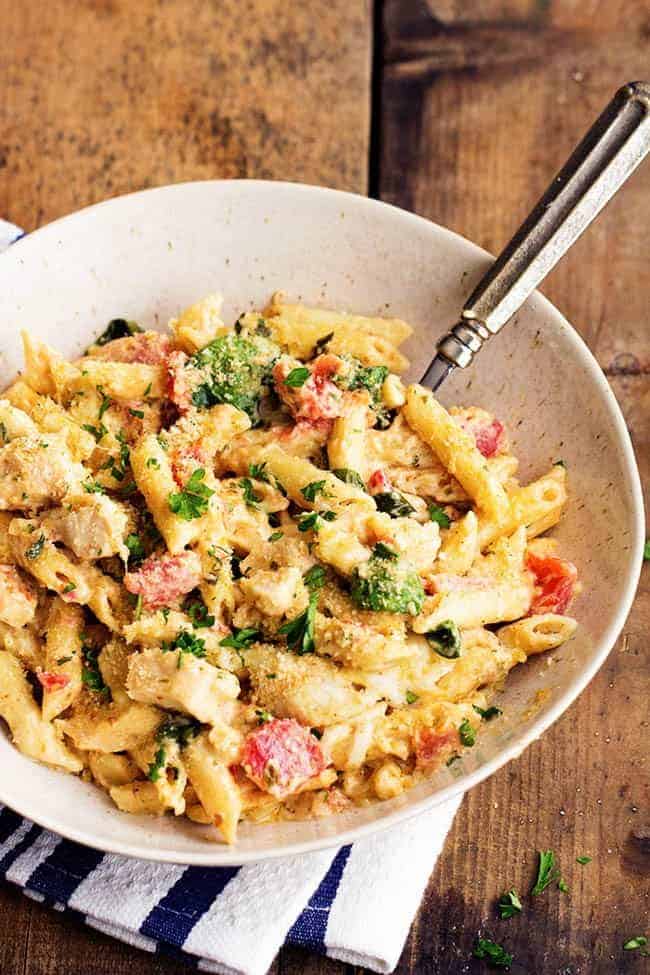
[0,434,86,510]
[41,494,130,560]
[238,566,302,618]
[0,564,38,627]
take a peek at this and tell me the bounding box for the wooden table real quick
[0,2,648,972]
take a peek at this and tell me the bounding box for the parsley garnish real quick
[94,318,142,346]
[497,889,522,919]
[623,936,648,952]
[459,719,476,747]
[128,407,145,419]
[313,331,334,356]
[332,468,365,490]
[373,541,399,561]
[146,457,160,469]
[185,597,215,629]
[301,480,329,503]
[557,878,569,893]
[162,630,206,666]
[240,477,261,508]
[284,366,310,388]
[268,531,284,542]
[97,385,112,420]
[157,715,200,747]
[472,937,513,968]
[125,533,145,561]
[56,655,73,665]
[81,644,109,697]
[405,690,419,705]
[168,468,213,521]
[147,745,166,782]
[428,503,451,529]
[248,461,270,482]
[531,850,559,895]
[220,627,261,650]
[82,422,108,442]
[425,620,461,658]
[374,489,415,519]
[576,855,591,865]
[62,583,76,594]
[278,564,325,655]
[255,708,273,725]
[473,704,502,721]
[25,534,46,560]
[83,479,106,495]
[298,511,321,533]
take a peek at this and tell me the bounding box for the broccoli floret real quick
[336,358,391,427]
[187,331,279,421]
[350,544,424,615]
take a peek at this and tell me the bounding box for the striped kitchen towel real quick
[0,218,463,973]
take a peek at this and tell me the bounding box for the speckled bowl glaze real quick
[0,181,644,865]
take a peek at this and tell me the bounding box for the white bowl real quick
[0,181,643,865]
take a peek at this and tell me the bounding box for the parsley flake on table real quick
[644,540,650,561]
[472,937,513,968]
[576,855,591,865]
[623,936,648,952]
[168,468,213,520]
[497,889,522,919]
[531,850,559,895]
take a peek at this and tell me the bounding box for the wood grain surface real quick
[0,1,648,973]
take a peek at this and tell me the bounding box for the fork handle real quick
[432,80,650,373]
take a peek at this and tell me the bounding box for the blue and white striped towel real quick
[0,217,463,974]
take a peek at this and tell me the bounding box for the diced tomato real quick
[37,671,71,692]
[124,550,202,610]
[167,350,193,413]
[95,331,171,366]
[455,409,505,458]
[170,445,207,487]
[526,552,578,615]
[367,469,391,494]
[241,717,328,798]
[274,354,343,422]
[415,727,458,768]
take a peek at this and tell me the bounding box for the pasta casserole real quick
[0,292,579,842]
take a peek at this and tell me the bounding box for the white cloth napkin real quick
[0,217,463,973]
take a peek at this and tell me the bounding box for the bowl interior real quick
[0,181,643,864]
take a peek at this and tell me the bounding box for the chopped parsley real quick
[557,878,569,893]
[255,708,273,725]
[374,489,415,519]
[497,889,522,919]
[472,937,513,968]
[186,331,279,421]
[220,627,261,650]
[162,630,206,666]
[81,644,109,697]
[373,541,399,561]
[332,468,365,490]
[313,331,334,356]
[240,477,261,508]
[268,530,284,542]
[576,855,591,865]
[458,719,476,747]
[157,714,200,747]
[284,366,310,388]
[473,704,503,721]
[168,468,213,520]
[97,386,112,420]
[146,457,160,469]
[300,480,329,503]
[248,461,270,482]
[25,534,46,560]
[125,533,145,561]
[405,690,419,705]
[531,850,559,895]
[298,511,321,533]
[428,503,451,529]
[425,620,461,659]
[82,422,108,442]
[62,583,76,594]
[278,564,326,655]
[623,936,648,952]
[147,746,166,782]
[303,564,326,590]
[185,597,215,629]
[93,318,142,346]
[128,407,145,419]
[83,479,106,495]
[56,655,73,665]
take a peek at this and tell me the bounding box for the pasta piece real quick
[327,391,371,477]
[432,510,479,576]
[403,386,511,524]
[21,332,62,397]
[3,383,96,461]
[478,465,568,549]
[0,620,44,671]
[434,628,526,701]
[184,732,242,843]
[88,751,140,789]
[109,780,167,815]
[41,598,84,721]
[0,564,38,627]
[0,650,82,771]
[52,357,166,403]
[498,613,577,655]
[59,701,162,753]
[169,294,228,352]
[0,399,39,440]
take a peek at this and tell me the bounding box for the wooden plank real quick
[381,1,650,368]
[0,0,371,231]
[381,2,650,972]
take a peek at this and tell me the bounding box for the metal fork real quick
[421,81,650,391]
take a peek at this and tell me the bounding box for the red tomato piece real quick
[170,445,207,487]
[415,727,458,768]
[167,350,193,413]
[274,355,343,422]
[241,718,328,798]
[526,552,578,615]
[367,469,391,494]
[94,332,171,366]
[37,671,71,692]
[124,550,202,610]
[473,419,505,458]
